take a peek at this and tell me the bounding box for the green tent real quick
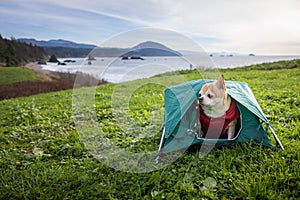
[157,79,284,154]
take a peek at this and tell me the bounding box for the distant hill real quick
[121,41,181,57]
[90,41,182,58]
[18,38,97,49]
[43,47,93,58]
[0,35,47,66]
[18,38,96,58]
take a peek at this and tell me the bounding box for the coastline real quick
[25,62,54,81]
[25,62,44,71]
[32,55,300,83]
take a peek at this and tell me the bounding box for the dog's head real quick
[198,75,227,107]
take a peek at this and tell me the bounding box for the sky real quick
[1,0,300,55]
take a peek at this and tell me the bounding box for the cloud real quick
[35,0,169,26]
[72,0,300,54]
[142,0,300,54]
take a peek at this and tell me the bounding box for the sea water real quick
[41,55,300,83]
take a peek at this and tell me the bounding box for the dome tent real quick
[157,79,284,154]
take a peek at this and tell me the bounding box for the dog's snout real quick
[199,96,204,102]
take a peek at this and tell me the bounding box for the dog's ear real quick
[216,75,226,90]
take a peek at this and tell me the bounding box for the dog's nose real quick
[199,96,204,102]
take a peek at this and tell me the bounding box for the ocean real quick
[41,55,300,83]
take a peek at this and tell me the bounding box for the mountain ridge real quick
[19,38,248,57]
[18,38,182,57]
[18,38,97,49]
[125,41,182,57]
[17,37,249,57]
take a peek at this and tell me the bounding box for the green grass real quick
[0,66,37,85]
[0,60,299,199]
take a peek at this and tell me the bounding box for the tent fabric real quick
[160,79,274,153]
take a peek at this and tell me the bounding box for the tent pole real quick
[157,127,165,153]
[156,127,166,163]
[269,126,284,150]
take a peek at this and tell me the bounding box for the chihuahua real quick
[196,75,240,139]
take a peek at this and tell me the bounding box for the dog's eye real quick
[207,94,213,98]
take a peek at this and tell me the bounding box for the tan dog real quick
[196,75,239,139]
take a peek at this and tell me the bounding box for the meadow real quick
[0,66,106,100]
[0,60,299,199]
[0,66,37,85]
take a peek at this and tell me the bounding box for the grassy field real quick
[0,60,299,199]
[0,66,107,100]
[0,66,37,85]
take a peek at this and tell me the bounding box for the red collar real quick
[199,99,240,139]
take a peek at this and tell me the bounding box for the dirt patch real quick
[0,63,107,100]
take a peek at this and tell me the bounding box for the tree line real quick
[0,35,48,66]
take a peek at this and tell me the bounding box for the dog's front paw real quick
[196,128,204,138]
[227,130,234,139]
[227,119,237,139]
